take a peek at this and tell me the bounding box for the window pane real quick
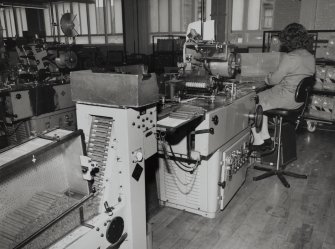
[247,0,260,30]
[182,0,194,32]
[232,0,244,31]
[96,0,105,34]
[76,36,89,44]
[159,0,168,32]
[64,3,71,13]
[263,4,273,29]
[149,0,158,32]
[114,0,123,33]
[171,0,181,32]
[89,4,97,34]
[44,8,52,36]
[72,3,81,34]
[5,8,16,37]
[205,0,211,20]
[79,3,88,34]
[0,10,6,37]
[15,8,22,37]
[20,9,27,31]
[106,0,112,34]
[57,3,64,22]
[52,4,59,36]
[194,0,203,21]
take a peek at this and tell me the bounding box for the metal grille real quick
[87,116,113,192]
[163,161,201,207]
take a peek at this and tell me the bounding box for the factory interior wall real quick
[273,0,301,30]
[300,0,335,30]
[122,0,332,56]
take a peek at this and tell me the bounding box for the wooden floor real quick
[149,129,335,249]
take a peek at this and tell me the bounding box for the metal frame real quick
[262,29,335,54]
[0,129,86,174]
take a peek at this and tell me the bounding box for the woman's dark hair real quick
[279,23,314,53]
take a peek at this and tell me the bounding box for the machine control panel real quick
[225,145,249,180]
[219,132,250,210]
[132,110,156,132]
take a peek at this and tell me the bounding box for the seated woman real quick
[252,23,315,151]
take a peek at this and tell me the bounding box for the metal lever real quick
[192,128,214,135]
[218,181,226,189]
[104,201,114,213]
[187,128,214,159]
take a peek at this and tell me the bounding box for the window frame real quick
[44,0,123,45]
[229,0,275,34]
[148,0,211,38]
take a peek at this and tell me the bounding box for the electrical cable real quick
[160,140,199,194]
[168,142,194,169]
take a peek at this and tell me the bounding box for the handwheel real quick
[306,120,317,132]
[249,104,263,132]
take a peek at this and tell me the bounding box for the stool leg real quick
[276,117,283,171]
[277,173,290,188]
[282,171,307,179]
[253,171,276,181]
[254,165,273,172]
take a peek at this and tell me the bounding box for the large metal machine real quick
[156,23,260,218]
[0,71,158,249]
[0,13,81,149]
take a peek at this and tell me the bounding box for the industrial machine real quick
[156,24,261,218]
[0,70,158,249]
[0,83,76,148]
[0,12,81,149]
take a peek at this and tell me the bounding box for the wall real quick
[300,0,335,30]
[273,0,301,30]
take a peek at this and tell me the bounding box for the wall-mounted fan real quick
[60,13,79,38]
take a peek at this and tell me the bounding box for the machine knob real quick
[225,157,233,165]
[212,115,219,125]
[135,151,143,162]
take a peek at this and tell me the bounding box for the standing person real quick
[251,23,315,151]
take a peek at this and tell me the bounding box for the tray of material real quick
[0,191,100,249]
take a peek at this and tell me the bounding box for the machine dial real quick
[135,151,143,162]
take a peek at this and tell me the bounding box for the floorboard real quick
[149,129,335,249]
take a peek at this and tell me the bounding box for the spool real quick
[209,61,232,77]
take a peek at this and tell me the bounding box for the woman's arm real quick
[265,54,293,85]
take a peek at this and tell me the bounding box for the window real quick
[232,0,244,31]
[149,0,211,34]
[231,0,274,32]
[247,0,261,30]
[44,0,123,44]
[0,7,28,38]
[263,4,273,29]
